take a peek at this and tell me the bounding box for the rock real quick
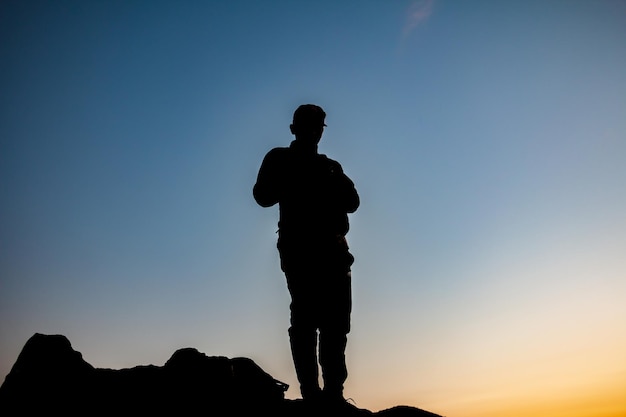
[376,405,444,417]
[0,333,94,413]
[0,333,443,417]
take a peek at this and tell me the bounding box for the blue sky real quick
[2,1,625,416]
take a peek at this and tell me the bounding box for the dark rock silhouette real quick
[0,334,443,416]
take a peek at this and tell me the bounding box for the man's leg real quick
[319,270,352,400]
[285,272,322,400]
[288,325,321,400]
[319,329,348,399]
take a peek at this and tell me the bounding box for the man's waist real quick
[277,224,348,238]
[278,228,345,240]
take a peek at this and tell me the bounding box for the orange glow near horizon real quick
[434,374,626,417]
[358,368,626,417]
[344,253,626,417]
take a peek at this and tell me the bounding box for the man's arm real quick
[326,159,359,213]
[337,171,360,214]
[253,148,284,207]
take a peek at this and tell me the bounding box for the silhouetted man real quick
[253,104,359,403]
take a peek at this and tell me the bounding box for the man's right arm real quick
[253,148,284,207]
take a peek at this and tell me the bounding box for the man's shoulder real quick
[263,146,291,160]
[260,147,299,173]
[266,146,291,155]
[318,153,342,168]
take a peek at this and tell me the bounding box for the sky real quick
[1,1,625,416]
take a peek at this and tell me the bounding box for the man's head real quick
[290,104,326,145]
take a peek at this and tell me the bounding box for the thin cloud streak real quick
[403,0,434,38]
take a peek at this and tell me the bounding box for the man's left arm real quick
[327,160,360,214]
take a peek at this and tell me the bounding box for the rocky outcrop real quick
[0,333,442,416]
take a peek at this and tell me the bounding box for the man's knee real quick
[288,324,317,341]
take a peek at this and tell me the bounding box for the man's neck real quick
[290,139,318,155]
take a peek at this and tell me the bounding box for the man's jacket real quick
[253,140,359,243]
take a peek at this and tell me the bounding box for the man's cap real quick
[292,104,327,127]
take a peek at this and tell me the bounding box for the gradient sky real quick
[1,1,625,416]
